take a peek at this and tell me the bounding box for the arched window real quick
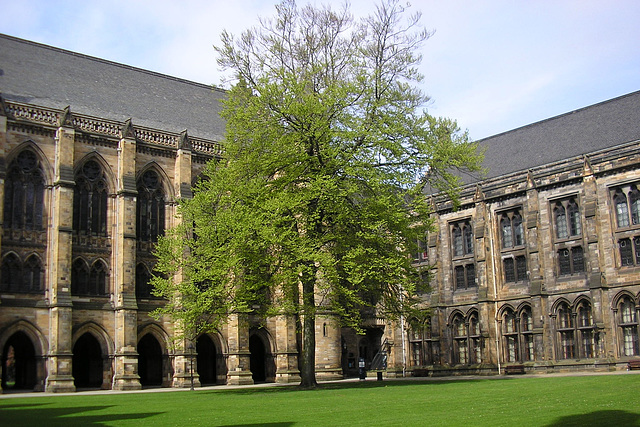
[452,314,467,365]
[513,214,524,246]
[73,160,108,236]
[452,225,463,257]
[576,300,596,358]
[463,224,473,255]
[500,210,525,249]
[1,254,22,292]
[521,306,534,361]
[503,305,535,363]
[567,199,582,236]
[137,169,165,243]
[468,312,481,364]
[631,188,640,226]
[451,312,481,365]
[554,203,568,239]
[451,220,475,291]
[136,263,153,299]
[409,316,433,366]
[501,216,513,248]
[615,190,630,228]
[556,302,574,359]
[23,255,43,293]
[3,150,45,231]
[503,309,518,362]
[618,296,639,356]
[88,260,108,296]
[71,258,89,295]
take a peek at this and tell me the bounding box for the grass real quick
[1,373,640,426]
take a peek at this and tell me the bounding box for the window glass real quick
[555,204,568,239]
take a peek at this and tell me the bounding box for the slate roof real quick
[472,90,640,182]
[0,34,227,142]
[1,34,639,181]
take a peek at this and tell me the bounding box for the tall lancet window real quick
[137,169,165,242]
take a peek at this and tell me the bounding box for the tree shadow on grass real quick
[218,423,295,427]
[546,410,640,426]
[0,403,163,426]
[201,377,493,396]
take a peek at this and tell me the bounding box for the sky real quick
[0,0,638,140]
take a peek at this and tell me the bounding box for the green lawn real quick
[1,374,640,426]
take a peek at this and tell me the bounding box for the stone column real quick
[226,313,253,385]
[274,315,301,383]
[45,123,76,393]
[111,123,142,390]
[171,337,201,388]
[0,105,5,393]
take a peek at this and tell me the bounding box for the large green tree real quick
[152,0,482,388]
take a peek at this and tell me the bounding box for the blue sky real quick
[0,0,638,140]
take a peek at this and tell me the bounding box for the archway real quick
[2,332,37,390]
[196,335,217,385]
[138,334,163,387]
[72,333,103,388]
[249,334,267,383]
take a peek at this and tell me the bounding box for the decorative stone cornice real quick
[5,101,59,126]
[3,100,225,157]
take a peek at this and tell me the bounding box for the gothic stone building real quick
[1,34,639,393]
[411,89,640,375]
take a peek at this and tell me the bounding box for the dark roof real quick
[473,90,640,182]
[1,34,639,175]
[0,34,226,141]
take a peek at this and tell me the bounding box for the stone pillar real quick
[385,320,405,378]
[274,315,301,383]
[0,105,5,393]
[171,338,201,388]
[226,314,253,385]
[45,124,76,393]
[315,314,343,381]
[111,123,142,390]
[175,130,193,200]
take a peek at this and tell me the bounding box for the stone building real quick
[0,34,349,393]
[411,89,640,375]
[1,34,639,393]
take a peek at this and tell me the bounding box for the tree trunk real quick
[299,266,318,388]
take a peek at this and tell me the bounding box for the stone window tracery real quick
[612,184,640,268]
[451,311,481,365]
[73,160,108,236]
[137,169,165,243]
[71,258,108,296]
[0,253,44,294]
[617,296,639,357]
[499,209,527,284]
[3,150,45,231]
[450,219,476,291]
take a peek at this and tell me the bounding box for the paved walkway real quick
[2,369,639,399]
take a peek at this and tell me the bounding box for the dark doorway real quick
[72,333,103,388]
[2,332,37,390]
[196,335,217,385]
[249,334,267,382]
[138,334,163,387]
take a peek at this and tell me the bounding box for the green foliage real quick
[152,0,483,382]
